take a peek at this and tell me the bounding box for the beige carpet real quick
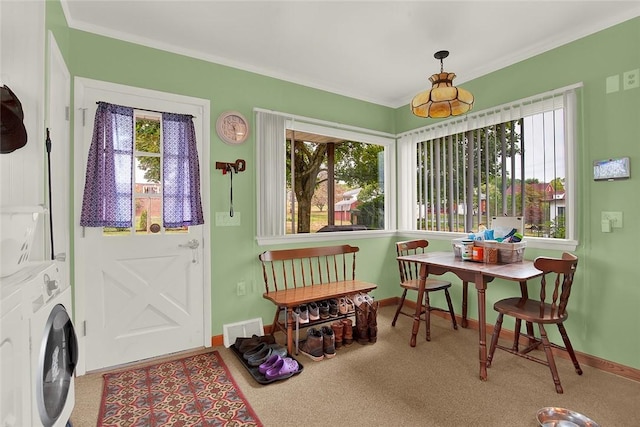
[72,306,640,426]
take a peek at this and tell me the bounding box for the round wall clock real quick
[216,111,249,145]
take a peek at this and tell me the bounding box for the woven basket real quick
[476,240,526,263]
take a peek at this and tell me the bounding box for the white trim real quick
[254,107,395,140]
[72,77,211,375]
[257,229,394,246]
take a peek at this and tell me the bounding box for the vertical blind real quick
[397,83,580,237]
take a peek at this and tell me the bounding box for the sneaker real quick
[328,299,339,317]
[321,326,336,358]
[299,328,324,361]
[353,293,366,307]
[338,297,349,315]
[308,301,320,321]
[345,297,355,313]
[318,300,330,319]
[297,304,309,324]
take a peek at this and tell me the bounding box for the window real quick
[104,112,187,235]
[398,84,580,242]
[84,106,204,236]
[256,110,395,242]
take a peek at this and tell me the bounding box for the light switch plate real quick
[601,211,623,228]
[606,75,620,93]
[215,211,241,226]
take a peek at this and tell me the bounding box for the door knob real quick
[179,239,200,250]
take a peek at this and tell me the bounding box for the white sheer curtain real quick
[256,111,286,237]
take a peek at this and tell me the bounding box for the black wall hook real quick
[215,158,246,175]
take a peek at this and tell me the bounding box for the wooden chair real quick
[487,252,582,393]
[392,239,457,341]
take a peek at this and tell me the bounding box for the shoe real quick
[331,321,344,349]
[328,299,339,317]
[321,326,336,358]
[248,344,287,367]
[341,318,354,345]
[297,304,309,324]
[247,345,273,367]
[346,297,355,313]
[354,303,369,344]
[318,300,330,320]
[299,328,324,361]
[258,354,282,374]
[353,293,366,308]
[367,299,379,344]
[235,334,275,354]
[308,302,320,321]
[243,342,269,360]
[265,357,299,381]
[338,297,349,315]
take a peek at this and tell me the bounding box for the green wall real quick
[47,0,640,370]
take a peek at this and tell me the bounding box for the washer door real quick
[36,304,78,427]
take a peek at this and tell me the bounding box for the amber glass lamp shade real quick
[411,72,474,118]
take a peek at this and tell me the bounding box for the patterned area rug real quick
[98,351,262,426]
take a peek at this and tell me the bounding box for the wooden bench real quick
[259,244,377,354]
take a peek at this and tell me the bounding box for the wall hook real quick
[215,158,246,174]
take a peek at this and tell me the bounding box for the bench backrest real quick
[259,245,359,293]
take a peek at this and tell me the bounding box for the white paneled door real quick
[83,229,205,370]
[74,79,211,372]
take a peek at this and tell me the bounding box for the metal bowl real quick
[536,407,600,427]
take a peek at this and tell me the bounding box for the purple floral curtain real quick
[162,112,204,227]
[80,102,133,227]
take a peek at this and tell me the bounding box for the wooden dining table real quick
[396,251,543,381]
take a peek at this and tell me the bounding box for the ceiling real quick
[61,1,640,108]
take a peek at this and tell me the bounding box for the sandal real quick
[258,354,282,374]
[265,357,300,381]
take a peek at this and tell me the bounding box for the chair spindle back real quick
[533,252,579,318]
[396,239,429,283]
[259,245,359,293]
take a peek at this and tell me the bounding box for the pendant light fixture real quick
[411,50,474,118]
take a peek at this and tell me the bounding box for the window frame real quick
[397,84,581,252]
[255,109,396,245]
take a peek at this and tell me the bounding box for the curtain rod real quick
[96,101,194,118]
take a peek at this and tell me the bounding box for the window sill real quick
[396,230,578,252]
[256,229,394,246]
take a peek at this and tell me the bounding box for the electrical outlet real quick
[236,281,246,296]
[601,211,623,228]
[623,69,639,90]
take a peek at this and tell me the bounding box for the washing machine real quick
[1,270,30,427]
[22,261,78,427]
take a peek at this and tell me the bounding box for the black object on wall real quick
[0,85,28,154]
